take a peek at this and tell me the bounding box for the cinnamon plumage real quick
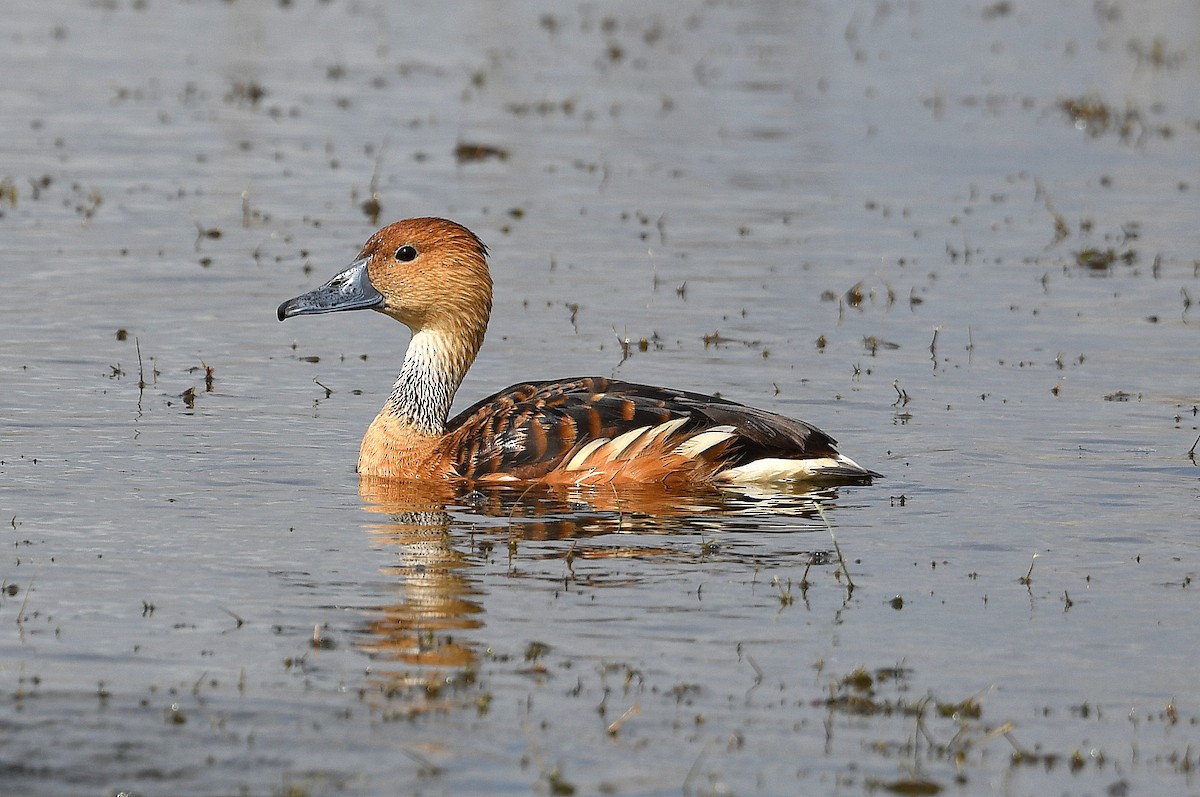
[278,218,879,486]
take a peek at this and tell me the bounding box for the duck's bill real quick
[277,257,384,321]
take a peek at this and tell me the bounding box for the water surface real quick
[2,1,1198,795]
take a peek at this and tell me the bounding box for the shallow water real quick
[2,1,1198,795]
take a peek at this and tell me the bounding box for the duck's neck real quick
[383,327,478,436]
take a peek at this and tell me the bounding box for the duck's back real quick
[441,376,876,485]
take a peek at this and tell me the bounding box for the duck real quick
[278,218,880,486]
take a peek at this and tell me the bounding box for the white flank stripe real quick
[674,425,736,458]
[647,417,689,444]
[603,426,653,460]
[565,438,610,471]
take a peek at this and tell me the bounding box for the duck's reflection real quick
[356,479,479,688]
[353,476,849,691]
[361,477,842,534]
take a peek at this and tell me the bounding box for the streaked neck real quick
[385,329,473,435]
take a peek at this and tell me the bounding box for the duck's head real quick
[277,217,493,340]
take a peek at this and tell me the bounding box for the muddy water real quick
[2,1,1198,795]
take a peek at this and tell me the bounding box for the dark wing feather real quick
[443,376,846,481]
[444,377,675,479]
[609,382,842,457]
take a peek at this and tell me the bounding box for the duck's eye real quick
[394,245,418,262]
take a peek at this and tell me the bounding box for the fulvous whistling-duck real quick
[278,218,880,486]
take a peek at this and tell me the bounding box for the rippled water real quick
[2,1,1198,795]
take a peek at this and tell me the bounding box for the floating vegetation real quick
[864,336,901,355]
[524,640,550,661]
[1019,553,1038,586]
[74,184,102,221]
[187,360,215,391]
[361,194,382,224]
[1056,94,1173,143]
[507,99,576,116]
[454,142,509,163]
[846,280,865,307]
[821,662,1138,792]
[0,177,17,207]
[544,766,576,796]
[1075,247,1116,270]
[1072,246,1139,273]
[1127,38,1185,69]
[225,79,267,107]
[312,624,337,650]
